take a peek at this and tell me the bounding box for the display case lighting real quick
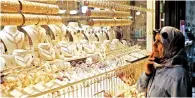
[128,16,133,19]
[136,11,140,15]
[81,6,88,13]
[70,10,78,15]
[58,10,66,14]
[94,8,100,10]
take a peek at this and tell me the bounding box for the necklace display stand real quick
[0,26,25,54]
[22,25,46,47]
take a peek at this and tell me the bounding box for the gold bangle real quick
[6,14,10,25]
[47,4,52,14]
[0,14,5,25]
[1,0,20,12]
[38,15,48,25]
[32,2,38,13]
[43,4,49,13]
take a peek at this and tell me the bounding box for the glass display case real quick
[0,0,155,97]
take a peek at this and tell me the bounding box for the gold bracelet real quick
[38,15,48,25]
[6,14,10,25]
[42,3,48,13]
[0,14,5,25]
[21,1,28,12]
[1,0,20,12]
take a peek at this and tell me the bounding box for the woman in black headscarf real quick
[137,26,192,97]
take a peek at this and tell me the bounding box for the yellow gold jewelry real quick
[37,15,48,25]
[23,14,39,25]
[0,14,6,25]
[48,16,62,24]
[0,0,20,12]
[47,4,59,14]
[5,14,10,24]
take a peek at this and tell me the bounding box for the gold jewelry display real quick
[28,26,45,43]
[86,10,114,18]
[24,0,57,4]
[47,4,60,14]
[84,1,154,13]
[4,31,24,49]
[0,26,25,55]
[0,13,23,26]
[114,11,130,18]
[88,19,132,26]
[48,16,62,24]
[48,25,63,43]
[88,19,102,26]
[38,43,56,61]
[23,14,39,25]
[0,0,20,13]
[37,15,49,25]
[12,49,33,67]
[20,0,59,14]
[0,13,10,25]
[18,14,62,25]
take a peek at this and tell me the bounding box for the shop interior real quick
[5,0,195,97]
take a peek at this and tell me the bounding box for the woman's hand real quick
[145,53,155,75]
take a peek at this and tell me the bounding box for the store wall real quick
[164,1,185,29]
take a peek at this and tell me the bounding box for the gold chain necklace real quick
[4,31,23,48]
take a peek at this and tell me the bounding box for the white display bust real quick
[68,22,81,43]
[86,31,97,43]
[22,25,46,47]
[58,41,72,57]
[61,24,69,42]
[81,40,95,54]
[0,56,5,72]
[107,29,115,41]
[48,25,62,43]
[0,26,25,54]
[111,39,121,50]
[0,39,5,55]
[96,31,104,43]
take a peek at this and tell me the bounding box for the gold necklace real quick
[4,31,23,48]
[56,25,63,32]
[15,55,31,66]
[29,26,44,43]
[53,26,61,40]
[40,47,54,59]
[62,47,72,54]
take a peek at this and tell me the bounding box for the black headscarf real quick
[155,26,188,68]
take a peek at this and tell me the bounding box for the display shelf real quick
[29,57,147,97]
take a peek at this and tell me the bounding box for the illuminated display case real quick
[0,0,155,97]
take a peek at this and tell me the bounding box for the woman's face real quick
[153,33,164,58]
